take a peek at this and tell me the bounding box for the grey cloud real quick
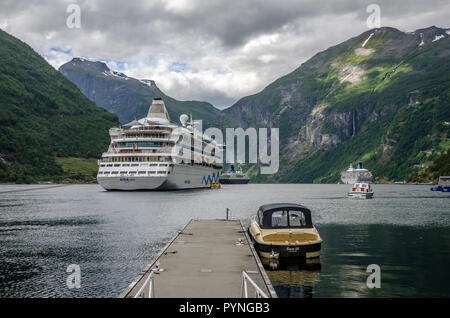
[0,0,449,107]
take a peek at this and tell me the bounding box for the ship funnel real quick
[147,98,169,120]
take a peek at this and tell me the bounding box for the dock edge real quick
[240,220,278,298]
[118,218,278,298]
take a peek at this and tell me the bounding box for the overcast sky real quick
[1,0,449,108]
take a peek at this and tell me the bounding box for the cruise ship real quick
[97,98,223,190]
[340,162,373,184]
[219,165,250,184]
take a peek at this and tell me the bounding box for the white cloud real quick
[258,54,277,63]
[163,0,195,14]
[43,48,73,69]
[243,33,280,53]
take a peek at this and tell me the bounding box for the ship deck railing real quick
[105,147,174,155]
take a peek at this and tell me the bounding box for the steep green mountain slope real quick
[0,29,119,183]
[219,26,450,183]
[408,149,450,183]
[59,58,219,125]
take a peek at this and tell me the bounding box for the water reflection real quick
[262,258,321,298]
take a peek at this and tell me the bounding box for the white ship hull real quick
[98,164,221,190]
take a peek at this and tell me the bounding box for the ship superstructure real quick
[340,162,373,184]
[219,165,250,184]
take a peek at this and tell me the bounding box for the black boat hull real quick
[219,179,249,184]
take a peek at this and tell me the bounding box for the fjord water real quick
[0,184,449,298]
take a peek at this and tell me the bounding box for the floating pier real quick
[119,219,277,298]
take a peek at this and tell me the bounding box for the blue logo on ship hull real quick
[120,178,135,183]
[202,172,221,185]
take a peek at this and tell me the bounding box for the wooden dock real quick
[119,219,277,298]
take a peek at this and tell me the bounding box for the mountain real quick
[59,58,219,125]
[0,29,119,183]
[219,26,450,183]
[2,25,448,184]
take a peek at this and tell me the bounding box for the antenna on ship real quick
[187,112,194,132]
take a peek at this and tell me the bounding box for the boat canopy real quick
[257,203,313,229]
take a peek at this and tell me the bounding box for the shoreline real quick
[0,181,438,186]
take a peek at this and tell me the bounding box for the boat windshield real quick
[289,211,307,227]
[271,211,288,227]
[268,210,309,229]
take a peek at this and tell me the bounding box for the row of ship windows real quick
[100,163,170,167]
[121,133,168,139]
[98,171,170,175]
[116,141,164,148]
[100,162,219,168]
[100,156,170,163]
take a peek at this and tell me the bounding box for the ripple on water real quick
[0,184,449,297]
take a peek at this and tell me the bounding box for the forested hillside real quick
[0,29,118,183]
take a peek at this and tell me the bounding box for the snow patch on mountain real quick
[362,33,374,47]
[432,34,445,42]
[103,70,128,80]
[419,33,425,46]
[140,80,159,90]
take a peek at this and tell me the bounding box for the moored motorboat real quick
[431,185,444,191]
[348,182,374,199]
[248,203,322,259]
[431,176,450,192]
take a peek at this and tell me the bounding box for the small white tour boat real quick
[348,182,374,199]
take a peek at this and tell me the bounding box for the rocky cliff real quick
[219,26,450,183]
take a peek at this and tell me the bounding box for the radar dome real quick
[180,114,189,126]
